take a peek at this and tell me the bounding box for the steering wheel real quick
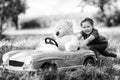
[45,37,58,47]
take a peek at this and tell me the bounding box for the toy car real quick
[2,37,97,72]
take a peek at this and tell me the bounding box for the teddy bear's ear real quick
[66,21,73,28]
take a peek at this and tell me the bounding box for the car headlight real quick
[2,54,9,62]
[25,57,32,65]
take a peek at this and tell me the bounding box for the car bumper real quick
[1,64,36,72]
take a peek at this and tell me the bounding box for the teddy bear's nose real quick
[56,31,59,36]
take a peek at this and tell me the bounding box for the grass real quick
[0,29,120,80]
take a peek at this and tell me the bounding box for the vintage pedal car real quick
[2,37,97,72]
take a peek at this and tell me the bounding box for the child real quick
[76,17,120,59]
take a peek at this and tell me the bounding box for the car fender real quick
[2,50,25,62]
[33,57,63,69]
[4,50,25,57]
[82,54,97,65]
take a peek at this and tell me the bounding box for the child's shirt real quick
[80,28,107,46]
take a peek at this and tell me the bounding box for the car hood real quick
[9,50,40,62]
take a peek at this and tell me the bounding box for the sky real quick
[20,0,98,20]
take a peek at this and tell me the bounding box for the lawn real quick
[0,27,120,80]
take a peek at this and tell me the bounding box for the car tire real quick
[83,57,96,66]
[41,62,58,80]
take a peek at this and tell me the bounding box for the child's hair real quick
[80,17,94,27]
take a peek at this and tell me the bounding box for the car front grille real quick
[9,60,24,67]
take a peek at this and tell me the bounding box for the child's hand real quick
[79,38,90,49]
[79,43,88,49]
[80,41,86,48]
[80,45,88,49]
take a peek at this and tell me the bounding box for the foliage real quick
[81,0,116,12]
[0,0,26,30]
[0,65,118,80]
[94,6,120,27]
[21,19,41,29]
[80,0,120,27]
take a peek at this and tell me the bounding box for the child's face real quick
[81,21,93,34]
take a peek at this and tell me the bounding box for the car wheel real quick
[83,57,96,66]
[41,62,58,80]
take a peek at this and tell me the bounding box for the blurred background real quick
[0,0,120,34]
[1,1,120,80]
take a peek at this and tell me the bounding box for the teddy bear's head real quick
[54,20,74,38]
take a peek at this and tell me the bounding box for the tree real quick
[80,0,117,14]
[0,0,27,31]
[80,0,120,27]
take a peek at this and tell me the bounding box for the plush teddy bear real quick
[54,20,80,51]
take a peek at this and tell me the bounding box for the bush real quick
[21,19,41,29]
[94,7,120,27]
[105,10,120,27]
